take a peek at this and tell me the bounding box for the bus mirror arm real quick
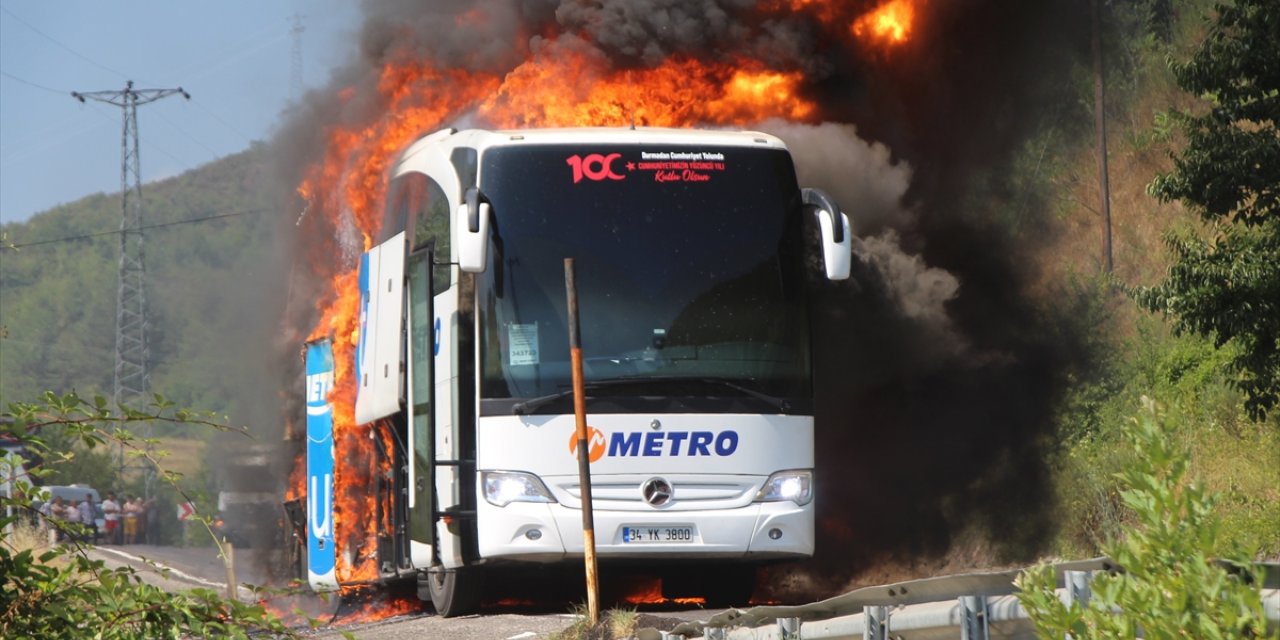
[802,188,852,281]
[457,187,490,273]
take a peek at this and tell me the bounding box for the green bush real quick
[1052,319,1280,558]
[1017,398,1268,637]
[1,392,310,639]
[1,532,294,640]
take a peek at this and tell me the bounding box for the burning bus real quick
[303,126,853,616]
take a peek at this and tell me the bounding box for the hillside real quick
[0,142,290,437]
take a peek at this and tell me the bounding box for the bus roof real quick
[395,126,789,174]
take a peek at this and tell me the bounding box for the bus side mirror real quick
[457,187,490,273]
[802,188,852,280]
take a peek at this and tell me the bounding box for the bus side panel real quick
[355,233,408,424]
[305,340,338,592]
[372,233,405,417]
[354,250,380,424]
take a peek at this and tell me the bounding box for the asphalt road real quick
[89,544,729,639]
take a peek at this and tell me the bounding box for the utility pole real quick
[1092,0,1114,273]
[72,81,189,497]
[289,13,306,101]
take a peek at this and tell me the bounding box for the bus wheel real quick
[421,567,483,617]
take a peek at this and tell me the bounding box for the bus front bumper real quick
[475,499,814,562]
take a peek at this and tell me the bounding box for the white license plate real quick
[621,525,696,543]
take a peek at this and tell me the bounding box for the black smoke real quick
[269,0,1099,597]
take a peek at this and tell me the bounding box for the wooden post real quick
[222,538,238,601]
[565,258,600,625]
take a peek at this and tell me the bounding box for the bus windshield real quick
[477,143,812,415]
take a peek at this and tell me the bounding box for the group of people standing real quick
[99,492,151,545]
[36,493,98,543]
[36,491,152,545]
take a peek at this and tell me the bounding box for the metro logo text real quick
[607,430,739,457]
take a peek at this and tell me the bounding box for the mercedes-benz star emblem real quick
[642,478,673,507]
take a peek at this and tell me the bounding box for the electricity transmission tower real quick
[290,13,306,101]
[72,81,188,497]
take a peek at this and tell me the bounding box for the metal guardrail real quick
[637,559,1280,640]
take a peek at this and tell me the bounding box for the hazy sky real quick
[0,0,360,225]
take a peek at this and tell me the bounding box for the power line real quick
[1,209,265,251]
[0,69,67,95]
[150,108,221,161]
[0,6,139,83]
[187,99,255,145]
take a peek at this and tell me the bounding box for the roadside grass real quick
[2,521,65,567]
[548,604,640,640]
[151,436,206,479]
[1051,324,1280,560]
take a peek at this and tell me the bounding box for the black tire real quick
[422,567,483,617]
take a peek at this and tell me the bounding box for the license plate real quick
[621,525,696,543]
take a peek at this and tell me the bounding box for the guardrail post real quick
[865,605,889,640]
[777,616,802,640]
[1066,570,1092,608]
[1064,570,1092,640]
[960,595,989,640]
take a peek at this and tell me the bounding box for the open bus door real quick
[406,246,435,561]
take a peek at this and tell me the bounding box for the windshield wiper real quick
[510,376,790,415]
[511,379,640,415]
[681,376,792,413]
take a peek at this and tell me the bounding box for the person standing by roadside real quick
[101,492,121,544]
[39,496,64,544]
[136,497,152,545]
[62,499,80,543]
[78,493,98,543]
[123,495,141,544]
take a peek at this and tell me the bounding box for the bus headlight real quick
[754,470,813,506]
[482,471,556,507]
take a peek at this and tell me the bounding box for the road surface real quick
[88,544,728,639]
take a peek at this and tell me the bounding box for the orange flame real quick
[853,0,917,45]
[619,577,708,606]
[763,0,918,47]
[333,586,425,625]
[479,53,815,128]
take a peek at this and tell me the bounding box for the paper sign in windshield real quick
[509,323,540,366]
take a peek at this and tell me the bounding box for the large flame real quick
[853,0,918,45]
[766,0,919,47]
[479,53,814,128]
[289,0,921,617]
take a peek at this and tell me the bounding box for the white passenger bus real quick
[305,127,853,616]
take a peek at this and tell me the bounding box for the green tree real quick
[1134,0,1280,420]
[1016,398,1267,637]
[0,392,322,639]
